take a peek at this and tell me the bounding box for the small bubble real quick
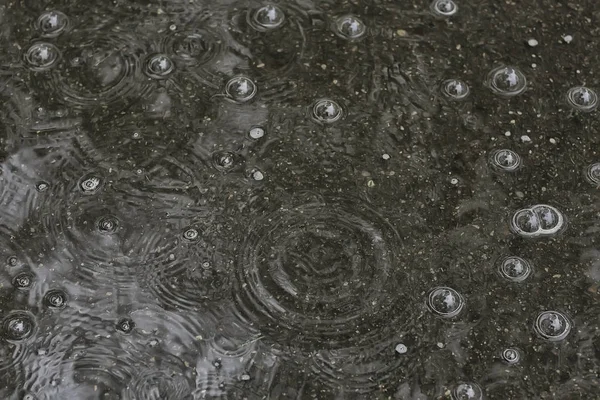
[487,66,527,97]
[36,10,69,37]
[452,382,483,400]
[566,86,598,112]
[498,256,532,282]
[249,126,265,139]
[490,149,522,172]
[311,99,343,124]
[252,4,285,30]
[585,163,600,186]
[1,311,36,341]
[13,272,33,289]
[116,318,135,334]
[35,181,49,192]
[241,373,251,381]
[534,311,571,342]
[249,168,264,181]
[44,289,68,309]
[169,24,177,31]
[225,76,257,102]
[431,0,458,16]
[501,348,521,365]
[23,393,38,400]
[132,132,141,140]
[24,42,60,71]
[427,287,465,318]
[395,343,408,354]
[7,256,18,266]
[145,54,175,79]
[97,216,119,234]
[527,38,539,47]
[79,174,102,194]
[441,79,470,100]
[212,151,236,172]
[334,15,367,40]
[183,227,199,241]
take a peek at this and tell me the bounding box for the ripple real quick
[427,286,465,318]
[35,11,69,38]
[431,0,458,16]
[1,311,36,342]
[452,382,483,400]
[441,79,470,100]
[116,317,135,334]
[333,15,367,40]
[489,149,522,172]
[566,86,598,112]
[144,54,175,79]
[487,66,527,97]
[78,172,103,194]
[225,75,257,102]
[13,272,34,289]
[497,256,532,282]
[233,195,408,348]
[510,204,566,238]
[212,151,239,172]
[501,348,521,365]
[584,162,600,186]
[23,42,61,71]
[166,27,224,68]
[534,311,571,342]
[43,289,68,309]
[121,370,192,400]
[249,4,286,31]
[311,99,344,124]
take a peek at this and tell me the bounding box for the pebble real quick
[527,38,539,47]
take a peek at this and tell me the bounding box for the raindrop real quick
[35,181,49,192]
[534,311,571,342]
[212,151,236,172]
[585,163,600,186]
[510,208,541,237]
[145,54,175,79]
[334,15,367,40]
[566,86,598,112]
[311,99,343,124]
[249,126,265,139]
[78,173,102,194]
[1,311,36,341]
[252,4,285,30]
[182,227,199,242]
[225,76,257,102]
[427,287,465,318]
[24,42,60,71]
[43,289,68,309]
[36,10,69,37]
[490,149,522,172]
[441,79,470,100]
[501,348,521,365]
[498,256,532,282]
[487,66,527,97]
[452,382,483,400]
[431,0,458,16]
[13,272,33,289]
[97,216,119,234]
[116,318,135,334]
[532,204,565,234]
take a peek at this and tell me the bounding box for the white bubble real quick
[249,126,265,139]
[395,343,408,354]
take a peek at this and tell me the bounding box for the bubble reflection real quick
[566,86,598,112]
[510,204,565,238]
[452,382,483,400]
[311,99,343,124]
[251,4,285,30]
[441,79,470,100]
[490,149,522,172]
[334,15,367,40]
[431,0,458,16]
[534,311,571,342]
[24,42,60,71]
[487,65,527,97]
[36,10,69,37]
[427,286,465,318]
[498,256,532,282]
[1,311,36,341]
[584,162,600,186]
[225,76,257,102]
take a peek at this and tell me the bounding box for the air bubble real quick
[145,54,175,79]
[249,168,264,181]
[249,126,265,139]
[510,208,541,237]
[566,86,598,112]
[431,0,458,16]
[24,42,60,71]
[212,151,236,172]
[1,311,36,341]
[35,181,50,192]
[427,287,465,318]
[43,289,67,309]
[487,66,527,97]
[97,216,118,234]
[78,173,102,194]
[395,343,408,354]
[490,149,522,172]
[532,204,564,234]
[441,79,470,100]
[334,15,367,40]
[501,348,521,365]
[225,76,257,102]
[534,311,571,342]
[13,272,33,289]
[36,10,69,37]
[498,256,532,282]
[252,4,285,30]
[585,163,600,186]
[7,256,18,266]
[311,99,343,124]
[116,318,135,334]
[183,228,199,242]
[452,382,483,400]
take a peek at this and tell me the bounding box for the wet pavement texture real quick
[0,0,599,399]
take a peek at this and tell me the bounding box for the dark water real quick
[0,0,599,398]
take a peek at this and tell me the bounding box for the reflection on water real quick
[0,0,599,399]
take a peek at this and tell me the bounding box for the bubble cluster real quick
[116,318,135,334]
[584,162,600,186]
[145,54,175,79]
[78,173,102,194]
[24,42,60,71]
[452,382,483,400]
[36,10,69,37]
[431,0,458,16]
[225,76,257,102]
[534,311,571,342]
[441,79,470,100]
[13,272,33,289]
[510,204,565,238]
[566,86,598,112]
[334,15,367,40]
[251,4,285,31]
[487,66,527,97]
[501,348,521,365]
[44,289,68,309]
[489,149,522,172]
[497,256,532,282]
[1,311,36,341]
[97,215,119,234]
[427,287,465,318]
[311,99,343,124]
